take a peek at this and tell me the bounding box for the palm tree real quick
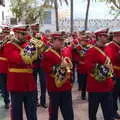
[103,0,120,19]
[84,0,120,31]
[106,0,120,9]
[54,0,59,31]
[43,0,68,31]
[70,0,73,32]
[84,0,91,31]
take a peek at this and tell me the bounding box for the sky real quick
[58,0,114,19]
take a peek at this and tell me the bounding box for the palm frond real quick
[64,0,69,5]
[43,0,69,7]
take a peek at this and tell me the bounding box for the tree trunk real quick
[17,17,21,24]
[84,0,90,31]
[54,0,59,31]
[70,0,73,33]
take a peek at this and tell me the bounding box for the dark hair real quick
[61,31,66,35]
[109,33,113,41]
[53,36,64,41]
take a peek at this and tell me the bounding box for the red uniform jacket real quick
[84,46,114,92]
[4,42,36,92]
[41,34,49,46]
[62,45,72,59]
[72,43,87,74]
[88,39,96,45]
[104,41,120,77]
[41,48,72,92]
[0,49,8,74]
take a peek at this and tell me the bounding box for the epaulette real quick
[45,48,51,52]
[6,41,12,44]
[6,41,22,50]
[87,44,94,49]
[94,46,106,57]
[46,48,61,58]
[105,41,113,46]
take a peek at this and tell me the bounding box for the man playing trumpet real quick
[41,34,74,120]
[84,28,114,120]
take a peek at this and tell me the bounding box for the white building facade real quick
[0,0,56,32]
[40,8,56,32]
[35,0,56,32]
[0,0,12,25]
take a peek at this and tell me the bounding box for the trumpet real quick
[0,34,15,49]
[21,37,47,65]
[54,57,73,88]
[61,57,73,73]
[30,38,47,54]
[93,56,113,82]
[104,56,113,76]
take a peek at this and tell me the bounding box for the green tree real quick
[104,0,120,9]
[99,0,120,18]
[10,0,44,24]
[106,0,120,18]
[24,6,44,24]
[10,0,24,22]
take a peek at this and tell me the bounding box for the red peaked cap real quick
[13,27,27,34]
[3,27,10,33]
[51,33,61,37]
[95,28,109,36]
[51,33,64,41]
[72,33,78,38]
[31,24,39,30]
[110,29,120,37]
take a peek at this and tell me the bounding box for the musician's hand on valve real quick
[61,57,69,68]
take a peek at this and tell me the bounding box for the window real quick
[0,0,5,6]
[2,11,4,20]
[44,11,51,24]
[10,18,17,25]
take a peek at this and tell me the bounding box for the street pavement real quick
[0,85,105,120]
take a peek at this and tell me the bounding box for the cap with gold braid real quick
[95,28,109,37]
[3,27,10,34]
[109,29,120,37]
[12,24,28,34]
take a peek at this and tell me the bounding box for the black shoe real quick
[78,87,81,91]
[37,102,41,107]
[5,104,9,109]
[113,113,120,119]
[40,103,48,108]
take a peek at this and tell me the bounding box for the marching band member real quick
[41,33,50,46]
[76,34,90,100]
[30,23,39,37]
[31,24,48,108]
[0,26,10,109]
[4,25,37,120]
[72,32,89,100]
[84,28,114,120]
[104,29,120,119]
[71,37,81,86]
[41,34,74,120]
